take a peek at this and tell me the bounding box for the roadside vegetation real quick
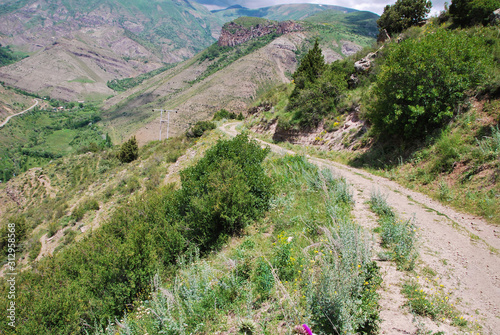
[248,0,500,224]
[91,155,382,335]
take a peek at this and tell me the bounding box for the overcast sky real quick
[203,0,447,16]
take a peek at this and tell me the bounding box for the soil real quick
[221,122,500,335]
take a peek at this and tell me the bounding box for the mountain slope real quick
[102,16,375,145]
[212,3,358,23]
[0,0,222,100]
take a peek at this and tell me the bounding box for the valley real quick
[0,0,499,334]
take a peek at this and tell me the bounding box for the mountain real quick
[211,3,359,23]
[101,13,378,145]
[0,0,222,101]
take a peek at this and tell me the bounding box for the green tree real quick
[292,39,325,90]
[450,0,500,26]
[377,0,432,36]
[117,136,138,163]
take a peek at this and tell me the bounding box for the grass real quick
[93,154,382,335]
[369,190,418,271]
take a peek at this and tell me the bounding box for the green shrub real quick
[368,28,494,139]
[253,257,274,300]
[117,136,139,163]
[179,134,272,250]
[212,108,238,121]
[186,120,216,137]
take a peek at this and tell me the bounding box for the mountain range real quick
[0,0,379,140]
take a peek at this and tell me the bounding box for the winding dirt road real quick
[221,122,500,334]
[0,98,39,128]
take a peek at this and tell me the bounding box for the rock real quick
[348,74,359,88]
[490,8,500,25]
[218,21,302,47]
[354,52,377,72]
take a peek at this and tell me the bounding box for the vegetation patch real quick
[369,190,418,270]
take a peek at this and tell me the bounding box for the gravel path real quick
[221,122,500,334]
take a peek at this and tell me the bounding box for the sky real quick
[200,0,447,16]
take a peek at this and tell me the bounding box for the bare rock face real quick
[218,21,302,47]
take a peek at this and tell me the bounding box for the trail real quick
[0,99,39,128]
[221,122,500,334]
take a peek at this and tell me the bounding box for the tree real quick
[292,39,325,90]
[377,0,432,36]
[450,0,500,26]
[117,136,138,163]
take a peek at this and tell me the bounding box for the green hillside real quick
[212,3,359,23]
[248,8,500,224]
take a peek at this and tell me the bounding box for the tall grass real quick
[369,190,418,271]
[98,155,381,335]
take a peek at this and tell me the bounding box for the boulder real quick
[354,52,377,72]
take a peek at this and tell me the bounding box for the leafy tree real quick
[367,29,494,139]
[377,0,432,36]
[287,44,349,128]
[117,136,139,163]
[450,0,500,26]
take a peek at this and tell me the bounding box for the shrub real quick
[368,28,494,139]
[117,136,139,163]
[212,109,238,121]
[179,134,272,250]
[186,120,216,138]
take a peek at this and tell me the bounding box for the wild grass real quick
[98,154,381,335]
[369,190,418,271]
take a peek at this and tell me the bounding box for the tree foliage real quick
[286,42,350,128]
[367,28,494,139]
[450,0,500,26]
[377,0,432,36]
[292,39,325,89]
[117,136,139,163]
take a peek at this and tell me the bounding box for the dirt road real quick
[221,122,500,334]
[0,98,39,128]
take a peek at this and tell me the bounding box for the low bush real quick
[186,120,216,138]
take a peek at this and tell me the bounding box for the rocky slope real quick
[0,0,222,100]
[218,19,302,47]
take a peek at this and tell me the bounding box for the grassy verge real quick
[368,190,418,271]
[96,155,382,335]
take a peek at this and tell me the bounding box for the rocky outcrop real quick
[354,51,378,72]
[218,21,302,47]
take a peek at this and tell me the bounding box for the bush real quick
[186,120,216,138]
[367,28,494,139]
[179,134,272,250]
[212,109,238,121]
[117,136,139,163]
